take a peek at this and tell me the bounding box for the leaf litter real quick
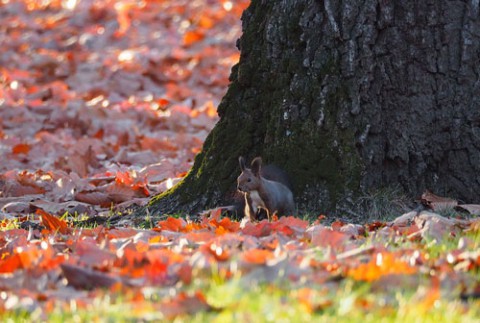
[0,0,245,222]
[0,0,480,320]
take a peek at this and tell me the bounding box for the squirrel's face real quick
[237,169,260,192]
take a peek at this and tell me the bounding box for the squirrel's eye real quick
[247,178,252,182]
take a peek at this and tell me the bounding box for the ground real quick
[0,1,479,321]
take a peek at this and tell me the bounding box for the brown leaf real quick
[74,191,111,207]
[409,211,469,241]
[61,263,120,290]
[389,211,417,227]
[421,190,458,211]
[365,221,386,231]
[75,240,116,268]
[30,200,94,216]
[457,204,480,216]
[307,225,350,249]
[160,291,211,319]
[339,223,365,236]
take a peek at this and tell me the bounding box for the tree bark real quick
[147,0,480,218]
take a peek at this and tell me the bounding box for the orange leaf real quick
[184,231,215,242]
[0,254,22,273]
[204,241,230,261]
[37,209,69,234]
[297,288,333,313]
[348,252,417,282]
[156,217,185,232]
[418,277,441,311]
[183,30,205,46]
[242,248,274,265]
[114,2,134,37]
[157,98,171,109]
[12,143,30,154]
[309,226,350,249]
[140,137,177,152]
[210,216,240,234]
[198,15,214,29]
[115,171,135,185]
[93,128,104,139]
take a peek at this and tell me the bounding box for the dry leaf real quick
[61,263,121,290]
[457,204,480,216]
[421,190,458,211]
[37,209,69,234]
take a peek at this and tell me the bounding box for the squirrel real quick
[237,156,295,221]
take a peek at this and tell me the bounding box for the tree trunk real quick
[147,0,480,218]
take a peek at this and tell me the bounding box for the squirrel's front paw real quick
[239,216,251,229]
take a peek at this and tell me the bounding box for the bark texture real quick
[147,0,480,218]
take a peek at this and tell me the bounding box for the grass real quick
[4,276,477,323]
[0,218,20,231]
[354,187,412,221]
[96,280,480,322]
[335,187,414,224]
[197,277,480,322]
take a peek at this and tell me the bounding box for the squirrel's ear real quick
[239,156,246,171]
[251,157,262,176]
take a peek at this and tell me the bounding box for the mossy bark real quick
[146,0,480,218]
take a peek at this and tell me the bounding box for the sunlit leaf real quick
[156,217,185,232]
[183,30,205,46]
[348,252,417,282]
[12,143,30,155]
[0,254,22,273]
[242,248,274,265]
[37,209,69,234]
[308,225,350,249]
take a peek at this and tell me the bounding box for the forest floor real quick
[0,0,479,321]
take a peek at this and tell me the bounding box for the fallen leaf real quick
[61,263,121,290]
[37,209,69,234]
[12,143,31,155]
[183,30,205,46]
[348,252,417,282]
[74,191,111,207]
[421,190,458,211]
[160,291,211,319]
[156,217,186,232]
[0,254,22,274]
[457,204,480,216]
[242,248,274,265]
[307,225,350,249]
